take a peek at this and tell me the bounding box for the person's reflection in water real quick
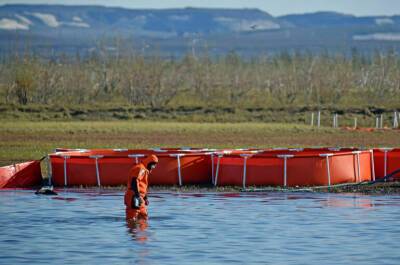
[126,216,149,242]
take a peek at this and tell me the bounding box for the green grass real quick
[1,120,399,166]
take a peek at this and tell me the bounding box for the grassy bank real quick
[1,120,399,166]
[1,104,399,127]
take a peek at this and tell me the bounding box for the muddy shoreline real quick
[53,182,400,195]
[151,182,400,195]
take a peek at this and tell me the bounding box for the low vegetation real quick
[1,50,399,113]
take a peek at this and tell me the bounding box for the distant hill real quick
[279,12,400,28]
[1,4,400,56]
[0,5,286,35]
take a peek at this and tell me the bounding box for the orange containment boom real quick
[0,160,42,189]
[48,147,380,188]
[213,149,374,188]
[49,148,213,187]
[373,148,400,180]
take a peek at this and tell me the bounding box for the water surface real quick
[0,190,399,265]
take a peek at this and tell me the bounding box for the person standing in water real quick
[125,154,158,221]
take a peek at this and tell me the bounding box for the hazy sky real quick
[0,0,399,16]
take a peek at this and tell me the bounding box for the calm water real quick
[0,190,400,265]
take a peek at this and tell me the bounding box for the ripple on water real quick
[0,190,400,265]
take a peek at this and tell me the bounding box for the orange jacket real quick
[124,155,158,209]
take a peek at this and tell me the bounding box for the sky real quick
[0,0,399,16]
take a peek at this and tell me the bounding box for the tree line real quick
[1,50,399,109]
